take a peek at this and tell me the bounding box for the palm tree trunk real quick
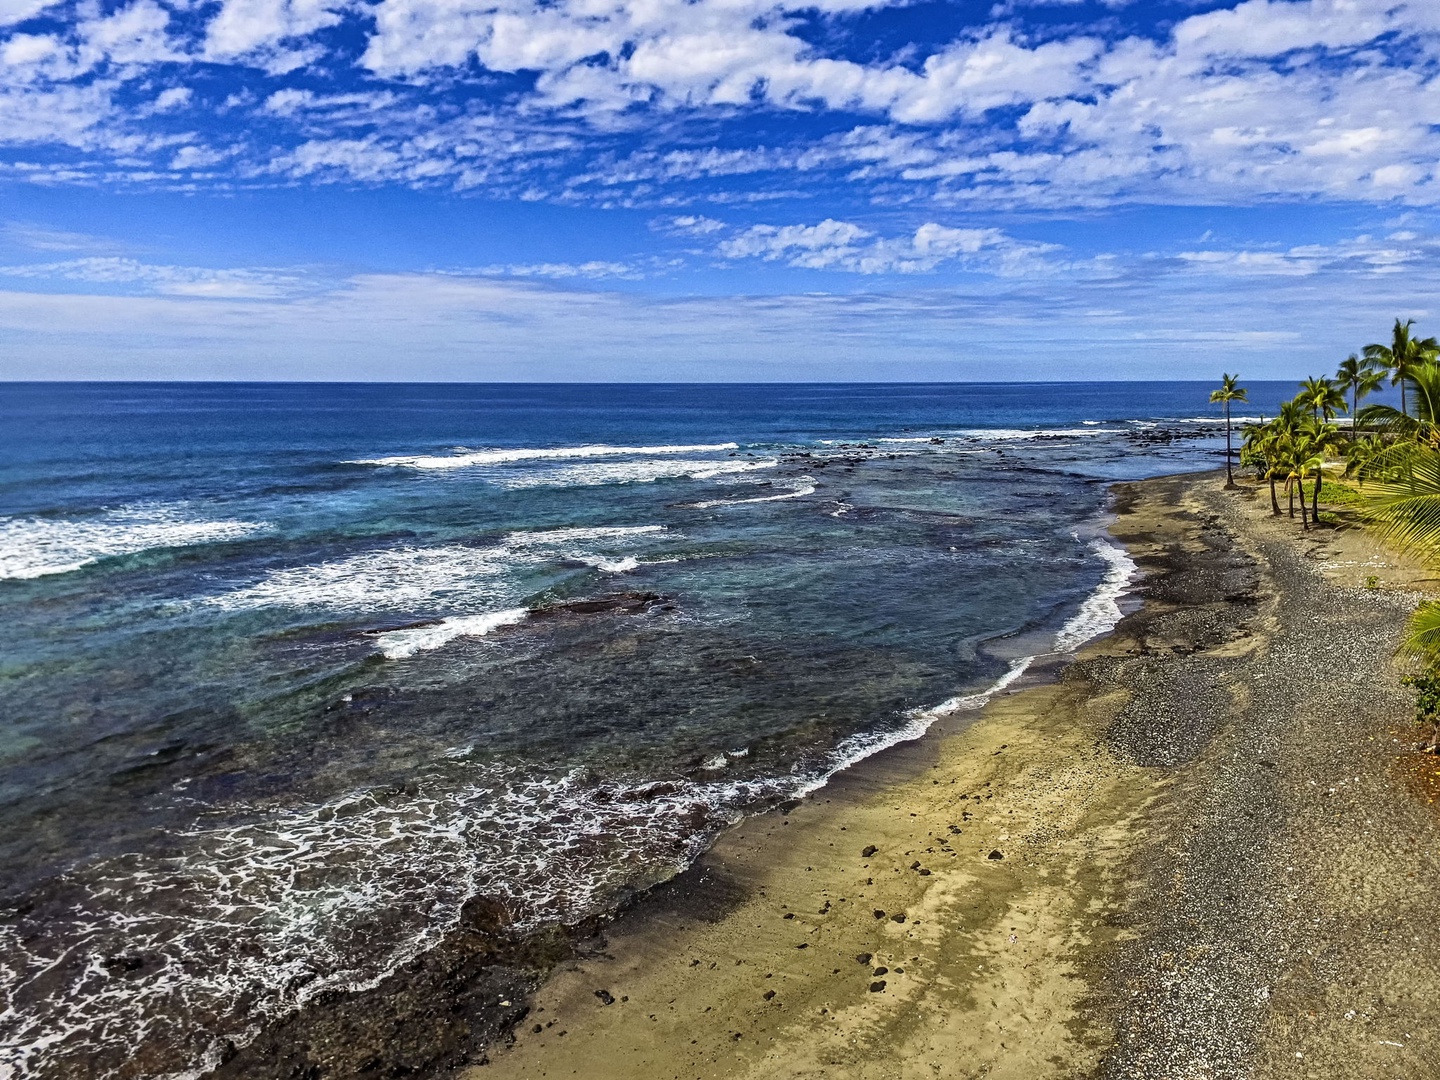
[1224,403,1234,487]
[1403,374,1408,418]
[1269,474,1280,514]
[1312,471,1322,522]
[1288,482,1295,517]
[1299,490,1309,529]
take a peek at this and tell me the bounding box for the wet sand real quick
[469,472,1440,1080]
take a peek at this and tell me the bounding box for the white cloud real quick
[464,260,642,279]
[0,0,58,29]
[0,256,308,298]
[3,251,1437,381]
[718,218,1058,274]
[1,221,112,251]
[204,0,350,66]
[0,0,1436,212]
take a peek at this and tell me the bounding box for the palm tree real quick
[1358,361,1440,442]
[1364,318,1438,417]
[1358,440,1440,560]
[1304,419,1343,523]
[1210,373,1248,488]
[1242,422,1283,514]
[1335,354,1385,435]
[1298,375,1347,422]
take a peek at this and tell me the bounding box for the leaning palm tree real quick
[1364,318,1438,417]
[1335,353,1385,436]
[1242,421,1283,514]
[1210,373,1248,488]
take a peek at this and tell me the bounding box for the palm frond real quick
[1359,443,1440,561]
[1402,601,1440,666]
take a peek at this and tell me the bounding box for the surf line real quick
[788,534,1138,800]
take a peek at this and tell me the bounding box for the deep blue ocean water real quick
[0,382,1297,1078]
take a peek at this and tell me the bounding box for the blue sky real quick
[1,0,1439,380]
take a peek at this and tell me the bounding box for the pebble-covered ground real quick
[1097,476,1440,1079]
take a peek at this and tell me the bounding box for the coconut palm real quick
[1298,375,1347,423]
[1335,354,1385,435]
[1358,361,1440,443]
[1358,440,1440,561]
[1304,419,1343,523]
[1242,422,1283,514]
[1210,373,1248,488]
[1364,318,1438,418]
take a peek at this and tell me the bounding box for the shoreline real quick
[466,470,1440,1079]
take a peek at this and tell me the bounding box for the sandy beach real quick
[469,471,1440,1079]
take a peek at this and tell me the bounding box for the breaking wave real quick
[0,505,268,582]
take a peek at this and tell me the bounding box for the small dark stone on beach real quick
[532,1025,542,1034]
[855,953,872,964]
[918,868,932,876]
[872,966,888,976]
[891,913,907,923]
[988,849,1005,860]
[861,845,878,858]
[909,860,921,869]
[869,980,887,993]
[873,909,886,919]
[762,990,775,1001]
[594,989,614,1005]
[783,912,795,919]
[796,942,808,949]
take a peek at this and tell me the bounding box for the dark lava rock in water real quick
[530,592,665,618]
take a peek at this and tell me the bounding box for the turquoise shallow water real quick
[0,382,1289,1078]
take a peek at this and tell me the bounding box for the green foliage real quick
[1364,574,1380,589]
[1316,481,1362,505]
[1402,600,1440,667]
[1401,671,1440,728]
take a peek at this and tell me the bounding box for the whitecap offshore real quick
[205,527,669,613]
[0,504,269,581]
[352,443,740,470]
[491,457,777,490]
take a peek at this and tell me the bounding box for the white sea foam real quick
[491,457,777,490]
[959,427,1124,440]
[505,525,665,546]
[205,526,668,614]
[791,655,1036,801]
[352,443,740,470]
[580,555,640,572]
[0,763,789,1080]
[1054,537,1138,653]
[0,504,268,581]
[205,545,514,612]
[691,478,816,509]
[376,608,530,659]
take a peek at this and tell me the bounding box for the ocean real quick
[0,381,1297,1078]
